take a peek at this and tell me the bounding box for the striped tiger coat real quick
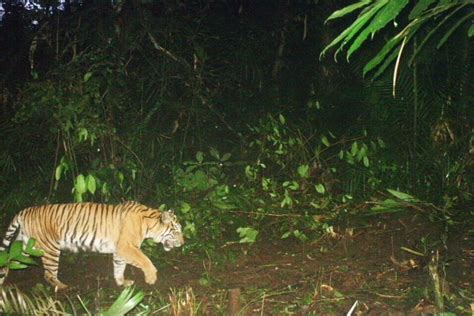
[0,201,184,290]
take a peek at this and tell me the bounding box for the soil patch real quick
[4,215,473,314]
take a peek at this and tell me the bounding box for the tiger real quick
[0,201,184,290]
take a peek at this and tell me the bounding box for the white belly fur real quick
[17,231,117,253]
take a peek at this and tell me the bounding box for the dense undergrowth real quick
[0,0,473,314]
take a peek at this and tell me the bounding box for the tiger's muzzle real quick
[163,234,184,251]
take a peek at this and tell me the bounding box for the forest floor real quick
[6,214,474,315]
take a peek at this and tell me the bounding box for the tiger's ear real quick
[161,210,174,224]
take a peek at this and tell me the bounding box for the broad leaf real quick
[321,1,388,60]
[409,0,436,20]
[0,252,9,267]
[13,255,38,266]
[321,135,330,147]
[221,152,231,162]
[297,164,310,178]
[55,165,62,181]
[9,241,23,259]
[237,227,259,244]
[347,0,409,60]
[315,183,326,194]
[437,11,474,49]
[8,262,28,270]
[75,174,87,195]
[86,174,97,194]
[468,23,474,37]
[411,3,467,64]
[210,147,220,160]
[25,239,44,257]
[196,151,204,163]
[387,189,420,202]
[325,0,373,22]
[363,33,404,76]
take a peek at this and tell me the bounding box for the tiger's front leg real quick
[113,254,135,287]
[116,245,157,285]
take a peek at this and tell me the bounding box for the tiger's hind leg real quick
[113,254,134,287]
[40,246,68,290]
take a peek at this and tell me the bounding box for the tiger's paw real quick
[145,272,157,285]
[54,281,69,292]
[123,279,134,287]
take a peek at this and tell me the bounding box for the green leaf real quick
[55,165,62,181]
[288,181,299,191]
[74,191,83,203]
[221,153,231,162]
[0,252,9,267]
[325,0,373,22]
[8,262,28,270]
[25,247,43,258]
[78,128,88,142]
[387,189,420,202]
[9,241,23,259]
[315,183,326,194]
[116,171,125,188]
[237,227,259,244]
[380,198,401,208]
[196,151,204,163]
[14,255,38,266]
[198,277,210,287]
[192,170,210,191]
[377,138,386,148]
[368,198,405,214]
[293,230,308,242]
[363,156,370,167]
[210,148,220,160]
[75,174,87,195]
[180,202,191,214]
[321,2,382,60]
[411,3,467,63]
[357,145,367,161]
[25,238,36,251]
[409,0,436,20]
[297,164,310,178]
[281,231,292,239]
[351,142,358,156]
[347,0,409,60]
[370,43,403,79]
[437,11,474,49]
[211,199,236,210]
[469,23,474,37]
[321,135,330,147]
[86,174,97,194]
[84,72,93,82]
[279,114,286,124]
[363,33,404,76]
[102,286,144,316]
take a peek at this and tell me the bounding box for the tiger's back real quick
[13,203,125,253]
[0,201,184,290]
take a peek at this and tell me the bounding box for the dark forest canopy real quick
[0,0,472,246]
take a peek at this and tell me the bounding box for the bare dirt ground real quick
[5,215,474,314]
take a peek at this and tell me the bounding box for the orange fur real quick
[0,201,184,290]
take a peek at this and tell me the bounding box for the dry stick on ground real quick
[227,288,241,316]
[227,210,303,218]
[428,251,444,312]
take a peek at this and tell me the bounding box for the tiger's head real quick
[146,210,184,251]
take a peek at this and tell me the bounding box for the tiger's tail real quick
[0,215,21,285]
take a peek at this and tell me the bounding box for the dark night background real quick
[0,0,473,314]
